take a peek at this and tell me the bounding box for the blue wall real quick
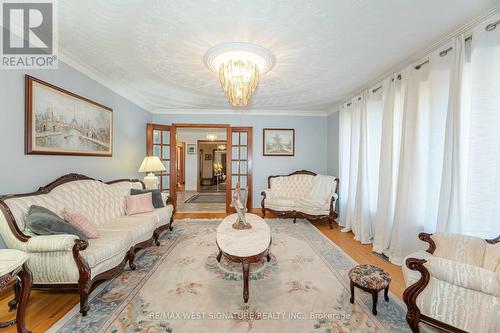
[152,113,328,207]
[327,111,340,177]
[0,62,152,195]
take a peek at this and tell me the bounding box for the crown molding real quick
[152,108,329,117]
[58,49,154,113]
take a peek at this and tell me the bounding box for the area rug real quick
[184,194,226,203]
[48,218,410,333]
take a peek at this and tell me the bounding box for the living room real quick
[0,1,499,332]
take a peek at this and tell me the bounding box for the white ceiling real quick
[58,0,500,114]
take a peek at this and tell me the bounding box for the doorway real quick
[146,123,252,213]
[197,140,227,193]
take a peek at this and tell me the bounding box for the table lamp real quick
[138,156,166,189]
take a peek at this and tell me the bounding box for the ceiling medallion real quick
[204,43,275,107]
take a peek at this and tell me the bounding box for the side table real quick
[0,249,32,333]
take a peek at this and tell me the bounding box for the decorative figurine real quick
[231,182,252,230]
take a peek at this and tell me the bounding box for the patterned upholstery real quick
[4,180,144,231]
[268,174,314,199]
[403,233,500,332]
[264,173,337,217]
[0,179,173,285]
[348,264,391,290]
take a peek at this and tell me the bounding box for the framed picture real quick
[25,75,113,156]
[187,144,196,154]
[263,128,295,156]
[205,154,212,160]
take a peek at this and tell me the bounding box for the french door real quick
[227,127,253,212]
[147,123,252,213]
[146,124,172,195]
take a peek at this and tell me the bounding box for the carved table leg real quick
[349,280,354,304]
[8,277,20,310]
[242,262,250,303]
[371,290,378,315]
[384,286,389,302]
[17,264,32,333]
[216,250,222,263]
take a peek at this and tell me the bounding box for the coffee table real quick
[216,213,271,303]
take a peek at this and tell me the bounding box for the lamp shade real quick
[138,156,166,173]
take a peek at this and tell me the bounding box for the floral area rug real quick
[48,218,410,333]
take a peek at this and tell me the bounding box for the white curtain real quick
[461,17,500,237]
[338,91,382,244]
[339,13,500,264]
[436,35,469,234]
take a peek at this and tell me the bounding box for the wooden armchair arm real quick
[403,258,430,332]
[418,232,436,254]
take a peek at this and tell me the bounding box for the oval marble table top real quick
[216,213,271,258]
[0,249,29,277]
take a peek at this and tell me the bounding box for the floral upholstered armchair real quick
[402,232,500,333]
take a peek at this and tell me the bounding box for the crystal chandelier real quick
[204,43,275,107]
[219,59,259,107]
[206,132,217,141]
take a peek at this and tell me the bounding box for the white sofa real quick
[0,173,174,316]
[261,170,339,229]
[403,232,500,333]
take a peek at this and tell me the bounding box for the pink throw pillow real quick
[62,209,99,238]
[125,192,154,215]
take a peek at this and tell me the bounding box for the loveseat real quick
[261,170,339,229]
[403,232,500,333]
[0,173,174,316]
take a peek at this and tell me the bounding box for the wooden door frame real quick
[170,124,232,212]
[176,142,185,185]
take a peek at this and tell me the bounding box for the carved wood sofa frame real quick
[403,232,500,333]
[260,170,339,229]
[0,173,175,316]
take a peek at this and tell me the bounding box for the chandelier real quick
[204,43,275,107]
[206,132,218,141]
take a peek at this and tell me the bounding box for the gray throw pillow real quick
[130,189,165,208]
[26,205,88,241]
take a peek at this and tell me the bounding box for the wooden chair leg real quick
[371,290,378,315]
[349,281,354,304]
[8,278,20,311]
[16,264,32,333]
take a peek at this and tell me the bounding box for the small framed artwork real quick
[25,75,113,156]
[205,154,212,160]
[187,144,196,154]
[263,128,295,156]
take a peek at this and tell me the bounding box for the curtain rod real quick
[339,11,500,106]
[413,17,500,71]
[370,19,498,94]
[414,35,473,70]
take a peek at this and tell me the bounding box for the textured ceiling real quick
[58,0,500,114]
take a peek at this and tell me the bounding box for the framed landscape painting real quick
[263,128,295,156]
[25,75,113,156]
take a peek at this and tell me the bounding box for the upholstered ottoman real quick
[348,264,391,315]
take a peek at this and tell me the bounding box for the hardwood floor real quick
[0,211,405,332]
[176,190,226,213]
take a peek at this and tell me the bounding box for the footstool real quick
[348,264,391,315]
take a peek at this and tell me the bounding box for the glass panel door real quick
[147,124,171,196]
[228,127,253,212]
